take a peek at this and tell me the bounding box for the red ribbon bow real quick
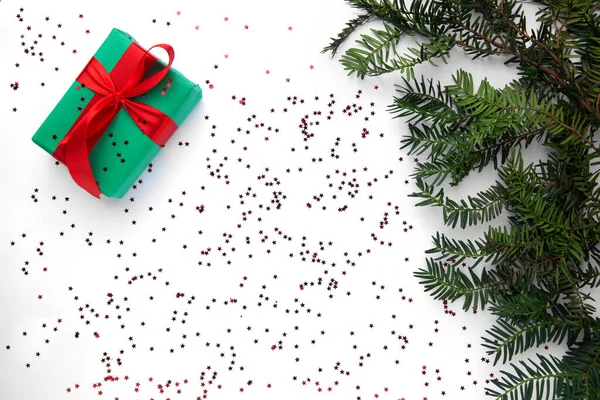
[53,44,176,198]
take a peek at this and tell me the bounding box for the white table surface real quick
[0,0,550,399]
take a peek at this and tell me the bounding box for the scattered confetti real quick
[1,3,501,400]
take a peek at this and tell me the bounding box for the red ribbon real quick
[53,44,178,198]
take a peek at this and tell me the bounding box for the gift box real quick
[32,28,202,198]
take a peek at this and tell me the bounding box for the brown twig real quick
[452,39,512,55]
[494,0,600,121]
[545,112,596,149]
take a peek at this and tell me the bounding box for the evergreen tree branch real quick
[413,258,503,311]
[322,13,375,56]
[561,338,600,399]
[482,317,570,365]
[410,178,508,228]
[486,354,583,400]
[327,2,600,399]
[488,291,553,324]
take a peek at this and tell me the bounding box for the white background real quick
[0,0,555,399]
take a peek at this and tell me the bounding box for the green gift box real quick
[32,28,203,198]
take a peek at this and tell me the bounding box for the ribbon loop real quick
[121,44,175,98]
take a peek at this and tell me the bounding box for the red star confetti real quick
[1,3,500,400]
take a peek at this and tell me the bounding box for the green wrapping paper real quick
[32,28,203,198]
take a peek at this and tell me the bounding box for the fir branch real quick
[390,75,457,125]
[327,1,600,399]
[427,232,487,266]
[482,317,570,365]
[486,354,582,400]
[561,338,600,399]
[488,291,553,324]
[410,177,508,228]
[413,258,503,310]
[322,13,375,56]
[339,24,455,78]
